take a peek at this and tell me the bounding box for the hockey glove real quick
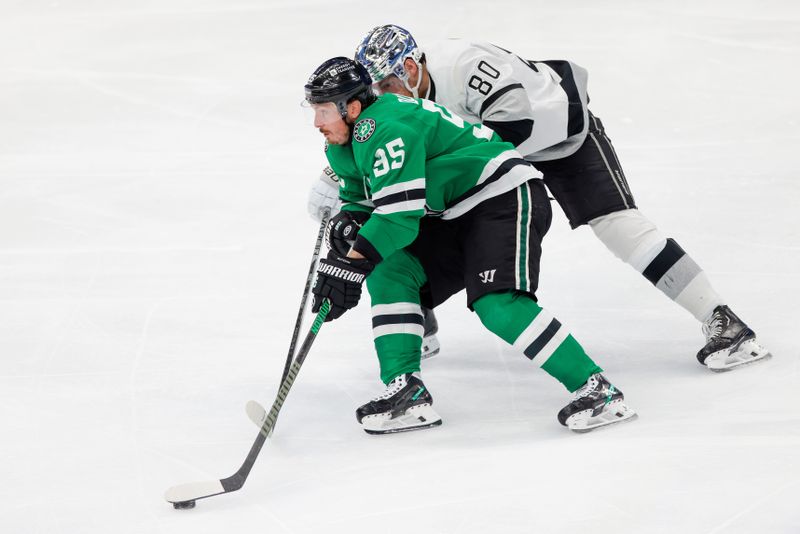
[311,254,374,321]
[307,166,342,222]
[325,210,370,257]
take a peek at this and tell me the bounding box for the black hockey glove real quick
[311,254,374,321]
[325,210,370,257]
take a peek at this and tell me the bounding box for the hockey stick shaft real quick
[164,300,331,505]
[258,299,329,439]
[281,208,330,384]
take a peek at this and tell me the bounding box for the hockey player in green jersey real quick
[306,56,637,434]
[307,167,442,361]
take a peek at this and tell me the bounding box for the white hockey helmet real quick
[355,25,424,97]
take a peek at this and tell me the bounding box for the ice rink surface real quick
[1,1,799,532]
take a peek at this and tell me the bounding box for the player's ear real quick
[404,58,418,79]
[345,100,362,123]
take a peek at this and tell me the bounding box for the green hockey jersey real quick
[325,93,540,262]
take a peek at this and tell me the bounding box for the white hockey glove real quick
[307,166,342,222]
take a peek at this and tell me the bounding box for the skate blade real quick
[421,334,440,360]
[362,404,442,435]
[567,400,638,433]
[706,339,772,372]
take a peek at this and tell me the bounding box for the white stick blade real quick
[164,479,225,503]
[245,400,268,428]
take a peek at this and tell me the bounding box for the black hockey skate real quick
[356,373,442,435]
[697,305,771,372]
[557,373,637,433]
[421,307,440,360]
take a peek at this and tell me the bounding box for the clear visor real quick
[300,100,343,126]
[372,75,409,97]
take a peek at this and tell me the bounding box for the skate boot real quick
[356,373,442,435]
[557,373,637,433]
[421,307,440,360]
[697,305,771,372]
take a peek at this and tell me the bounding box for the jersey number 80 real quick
[468,60,501,96]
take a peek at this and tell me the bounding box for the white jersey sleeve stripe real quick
[374,199,427,215]
[372,178,427,201]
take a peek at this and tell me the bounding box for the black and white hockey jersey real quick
[420,39,590,162]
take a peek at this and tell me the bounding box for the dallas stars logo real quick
[353,118,376,143]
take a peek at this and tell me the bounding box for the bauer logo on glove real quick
[322,166,339,183]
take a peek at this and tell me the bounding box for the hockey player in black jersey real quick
[348,24,771,372]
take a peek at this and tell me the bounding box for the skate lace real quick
[574,374,600,399]
[372,374,408,401]
[702,312,724,341]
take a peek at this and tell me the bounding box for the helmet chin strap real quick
[402,59,423,99]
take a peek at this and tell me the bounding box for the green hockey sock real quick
[366,250,428,384]
[374,331,422,384]
[473,291,602,392]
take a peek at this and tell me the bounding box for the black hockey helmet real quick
[304,56,377,118]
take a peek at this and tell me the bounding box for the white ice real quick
[1,1,798,533]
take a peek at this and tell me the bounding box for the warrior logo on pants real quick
[479,269,497,284]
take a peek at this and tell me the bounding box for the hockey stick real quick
[164,299,331,509]
[280,208,330,384]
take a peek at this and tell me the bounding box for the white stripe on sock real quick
[371,302,422,316]
[373,323,425,339]
[511,309,555,351]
